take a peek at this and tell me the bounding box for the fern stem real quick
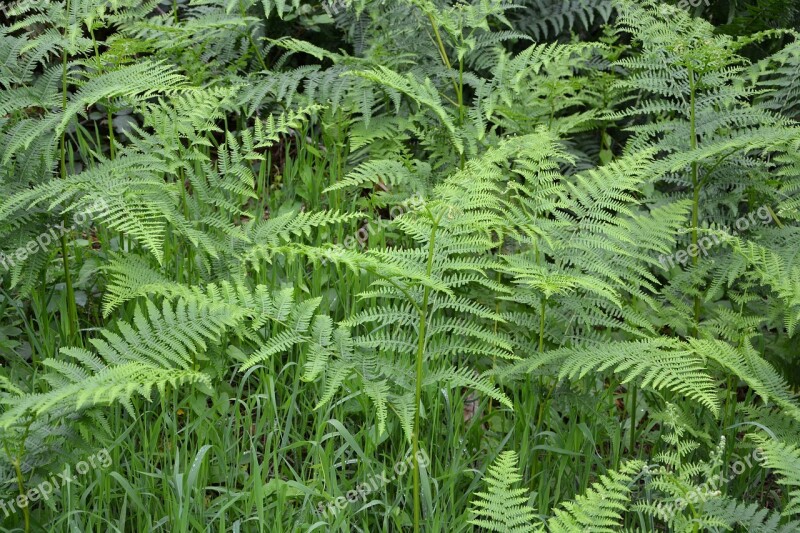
[628,384,636,456]
[90,24,117,160]
[239,1,268,71]
[457,57,465,169]
[60,0,79,344]
[107,108,116,159]
[688,65,701,336]
[538,296,546,353]
[60,231,79,338]
[425,11,465,165]
[412,300,428,533]
[4,434,30,533]
[11,456,29,532]
[412,212,439,533]
[427,13,452,72]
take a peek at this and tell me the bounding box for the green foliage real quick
[548,460,645,532]
[469,450,538,532]
[0,298,241,426]
[0,0,799,531]
[750,435,800,516]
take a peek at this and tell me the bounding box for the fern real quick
[0,298,241,427]
[469,450,539,532]
[1,0,799,530]
[548,460,645,533]
[750,434,800,516]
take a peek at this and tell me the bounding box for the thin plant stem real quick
[688,64,701,337]
[412,210,440,533]
[60,0,79,344]
[629,385,637,455]
[538,296,546,353]
[4,421,32,533]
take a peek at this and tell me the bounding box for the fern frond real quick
[548,460,645,533]
[0,298,241,427]
[469,450,539,533]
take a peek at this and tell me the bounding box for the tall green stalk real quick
[4,421,32,533]
[239,0,268,70]
[688,65,701,337]
[426,12,465,169]
[60,0,79,343]
[535,296,552,432]
[538,296,546,353]
[412,211,440,533]
[629,384,637,455]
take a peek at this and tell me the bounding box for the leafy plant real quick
[0,1,799,532]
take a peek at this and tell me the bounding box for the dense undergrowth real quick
[1,0,800,531]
